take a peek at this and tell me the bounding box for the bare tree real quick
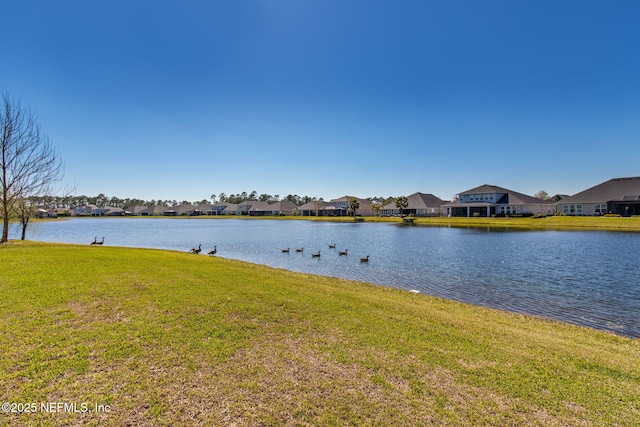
[1,94,64,243]
[534,190,550,200]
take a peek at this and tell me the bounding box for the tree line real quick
[28,192,398,210]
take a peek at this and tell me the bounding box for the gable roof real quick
[246,201,272,212]
[269,200,298,211]
[559,177,640,204]
[330,196,372,208]
[124,205,147,214]
[407,192,444,208]
[460,184,518,196]
[381,192,444,210]
[141,205,165,215]
[298,201,331,210]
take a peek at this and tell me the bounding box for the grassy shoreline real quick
[1,241,638,426]
[47,213,640,232]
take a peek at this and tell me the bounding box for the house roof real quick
[222,203,238,213]
[141,205,165,215]
[269,200,297,211]
[165,204,195,214]
[330,196,372,208]
[459,184,511,196]
[124,205,147,214]
[558,177,640,204]
[247,201,272,212]
[298,201,331,210]
[381,192,444,210]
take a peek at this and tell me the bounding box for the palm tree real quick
[348,197,360,218]
[370,202,381,217]
[395,196,408,217]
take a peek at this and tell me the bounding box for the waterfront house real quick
[268,200,298,216]
[297,200,332,216]
[140,205,165,216]
[380,192,445,217]
[329,196,373,216]
[163,204,195,216]
[104,207,125,216]
[221,203,239,215]
[124,206,147,216]
[195,203,228,215]
[247,201,273,216]
[73,205,119,216]
[556,176,640,216]
[36,208,56,218]
[442,185,555,217]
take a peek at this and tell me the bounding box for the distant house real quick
[297,201,331,216]
[221,203,239,215]
[327,196,372,216]
[442,184,555,217]
[556,176,640,216]
[140,205,166,216]
[247,201,273,216]
[329,196,373,216]
[297,197,372,216]
[50,208,72,217]
[73,205,121,216]
[36,208,55,218]
[104,207,125,216]
[380,192,444,217]
[268,200,298,216]
[73,204,97,216]
[163,204,195,216]
[124,206,147,216]
[195,203,227,215]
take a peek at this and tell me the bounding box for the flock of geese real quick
[282,244,369,262]
[189,244,217,255]
[90,238,366,262]
[187,243,370,262]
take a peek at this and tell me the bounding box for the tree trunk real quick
[20,215,30,240]
[1,216,8,243]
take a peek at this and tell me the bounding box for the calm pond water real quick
[12,217,640,338]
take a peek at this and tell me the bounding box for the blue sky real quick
[2,1,639,202]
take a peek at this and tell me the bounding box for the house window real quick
[565,204,583,214]
[594,203,606,214]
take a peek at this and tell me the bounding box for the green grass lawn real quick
[1,242,638,426]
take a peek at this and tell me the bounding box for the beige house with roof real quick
[442,184,554,217]
[556,176,640,216]
[380,192,444,217]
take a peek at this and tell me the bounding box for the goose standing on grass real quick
[295,248,304,253]
[208,246,217,255]
[96,237,105,245]
[311,251,321,258]
[338,249,348,256]
[190,244,202,254]
[281,248,290,253]
[360,255,369,263]
[90,237,97,245]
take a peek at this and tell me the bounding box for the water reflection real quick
[12,217,640,338]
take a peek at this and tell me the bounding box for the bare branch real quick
[1,93,65,242]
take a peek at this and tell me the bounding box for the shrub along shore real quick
[1,241,638,426]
